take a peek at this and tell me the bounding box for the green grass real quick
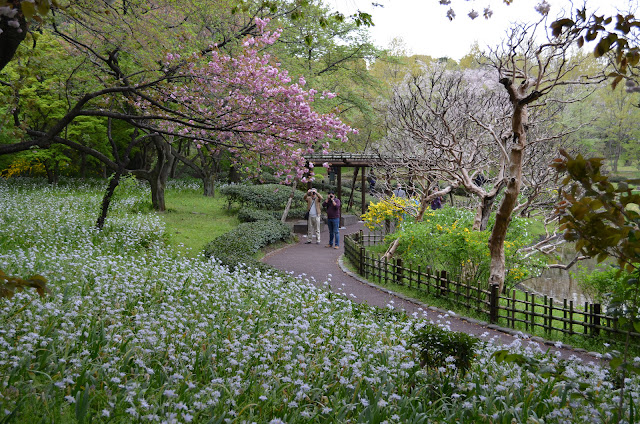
[162,188,239,257]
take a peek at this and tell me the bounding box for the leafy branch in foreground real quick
[552,149,640,419]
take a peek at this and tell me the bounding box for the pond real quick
[518,243,605,306]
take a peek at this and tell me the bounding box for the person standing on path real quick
[323,189,341,249]
[303,188,323,244]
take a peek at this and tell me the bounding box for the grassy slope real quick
[162,188,239,257]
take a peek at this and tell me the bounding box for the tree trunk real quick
[382,238,401,261]
[150,139,174,211]
[473,187,503,231]
[44,162,55,185]
[136,135,175,212]
[347,166,360,211]
[53,160,60,185]
[80,152,87,179]
[281,180,298,222]
[203,172,216,197]
[96,171,123,230]
[488,98,527,293]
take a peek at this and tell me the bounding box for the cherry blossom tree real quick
[145,19,353,185]
[2,12,353,214]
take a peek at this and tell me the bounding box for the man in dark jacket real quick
[322,190,341,249]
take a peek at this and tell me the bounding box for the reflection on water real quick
[519,244,601,306]
[520,267,590,306]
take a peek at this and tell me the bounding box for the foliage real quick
[220,183,304,210]
[153,19,354,183]
[553,150,640,417]
[572,263,628,304]
[237,207,278,223]
[0,269,50,299]
[411,324,479,374]
[551,9,640,89]
[378,207,543,289]
[360,195,418,230]
[203,220,291,271]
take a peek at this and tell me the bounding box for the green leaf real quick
[304,34,313,46]
[21,1,36,20]
[36,0,51,16]
[610,356,623,369]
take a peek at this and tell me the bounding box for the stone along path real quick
[262,220,602,364]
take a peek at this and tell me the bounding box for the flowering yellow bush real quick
[377,207,544,289]
[361,196,418,230]
[1,156,46,178]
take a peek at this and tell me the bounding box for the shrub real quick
[238,207,278,223]
[360,195,418,230]
[220,184,303,210]
[203,220,292,270]
[411,324,479,374]
[377,207,544,289]
[572,263,627,303]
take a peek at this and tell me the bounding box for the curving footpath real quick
[262,220,603,365]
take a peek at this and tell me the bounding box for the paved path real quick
[263,221,602,364]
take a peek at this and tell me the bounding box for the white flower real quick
[535,1,551,15]
[446,8,456,21]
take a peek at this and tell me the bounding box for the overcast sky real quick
[330,0,638,59]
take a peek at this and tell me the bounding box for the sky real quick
[329,0,638,60]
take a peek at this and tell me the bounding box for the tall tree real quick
[1,2,354,211]
[485,19,604,292]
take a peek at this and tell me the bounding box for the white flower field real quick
[0,179,638,423]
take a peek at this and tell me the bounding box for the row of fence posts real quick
[351,230,609,333]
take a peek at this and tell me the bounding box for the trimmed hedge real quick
[203,220,292,271]
[221,184,304,210]
[238,207,278,223]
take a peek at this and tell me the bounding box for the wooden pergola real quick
[305,152,382,215]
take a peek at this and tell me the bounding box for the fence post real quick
[489,283,499,324]
[359,246,364,275]
[592,303,601,336]
[395,258,403,285]
[569,300,574,335]
[440,270,447,296]
[359,229,363,244]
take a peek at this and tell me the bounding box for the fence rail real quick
[344,231,640,345]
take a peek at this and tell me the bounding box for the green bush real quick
[572,263,629,303]
[203,220,291,271]
[238,207,278,223]
[411,324,479,374]
[220,184,303,210]
[379,207,545,290]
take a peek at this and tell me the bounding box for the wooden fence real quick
[345,231,640,345]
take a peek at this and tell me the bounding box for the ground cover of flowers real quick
[0,179,638,423]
